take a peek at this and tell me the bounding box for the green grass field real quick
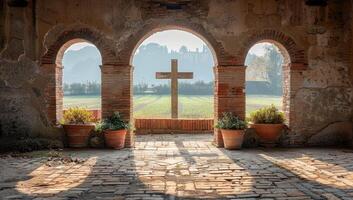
[64,95,282,118]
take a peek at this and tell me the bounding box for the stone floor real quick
[1,134,353,200]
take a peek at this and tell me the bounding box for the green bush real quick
[0,137,63,153]
[62,107,94,124]
[249,104,285,124]
[97,112,129,132]
[215,112,246,130]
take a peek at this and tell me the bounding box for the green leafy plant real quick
[249,104,285,124]
[62,107,94,124]
[97,112,129,132]
[215,112,246,130]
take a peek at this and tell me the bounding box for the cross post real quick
[156,59,193,118]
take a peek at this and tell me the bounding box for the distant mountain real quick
[62,43,278,86]
[62,46,102,84]
[133,43,214,85]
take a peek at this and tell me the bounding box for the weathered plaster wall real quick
[0,0,5,52]
[0,1,62,140]
[0,0,352,146]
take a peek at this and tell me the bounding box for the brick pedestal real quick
[214,65,246,147]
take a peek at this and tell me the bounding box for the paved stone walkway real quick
[1,134,353,199]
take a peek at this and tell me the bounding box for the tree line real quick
[245,44,283,95]
[63,82,101,95]
[64,81,214,95]
[134,81,213,95]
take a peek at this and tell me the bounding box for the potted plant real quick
[62,107,95,148]
[249,104,285,147]
[215,112,246,150]
[98,112,129,149]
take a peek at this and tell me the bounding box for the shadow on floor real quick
[1,134,353,199]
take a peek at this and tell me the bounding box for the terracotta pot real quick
[63,124,95,148]
[251,124,283,147]
[104,129,127,149]
[221,129,245,150]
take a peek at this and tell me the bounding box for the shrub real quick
[62,107,94,124]
[249,104,285,124]
[215,112,246,130]
[97,112,129,132]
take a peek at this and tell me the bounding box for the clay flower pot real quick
[221,129,245,150]
[104,129,127,149]
[63,124,95,148]
[251,124,283,147]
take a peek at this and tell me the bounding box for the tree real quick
[179,46,188,54]
[264,45,284,95]
[86,81,100,95]
[69,83,86,95]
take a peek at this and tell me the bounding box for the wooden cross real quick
[156,59,193,118]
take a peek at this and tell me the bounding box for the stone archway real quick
[240,29,308,137]
[119,21,236,145]
[40,26,118,125]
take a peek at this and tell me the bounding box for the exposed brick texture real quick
[239,30,307,67]
[214,66,246,147]
[134,118,213,134]
[40,63,63,124]
[41,27,117,65]
[101,64,133,147]
[283,63,306,130]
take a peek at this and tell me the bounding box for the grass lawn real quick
[64,94,282,118]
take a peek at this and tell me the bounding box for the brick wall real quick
[214,66,246,147]
[101,64,133,147]
[40,63,63,124]
[134,118,213,134]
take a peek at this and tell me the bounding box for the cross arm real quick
[156,72,172,79]
[177,72,193,79]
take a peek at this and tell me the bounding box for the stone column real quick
[283,63,305,126]
[214,65,246,147]
[101,64,133,147]
[40,63,63,124]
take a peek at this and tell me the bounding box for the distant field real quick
[64,95,282,118]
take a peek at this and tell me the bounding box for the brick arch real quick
[120,21,234,147]
[240,29,308,130]
[41,27,117,65]
[239,29,307,67]
[127,26,218,66]
[40,26,118,124]
[118,21,236,66]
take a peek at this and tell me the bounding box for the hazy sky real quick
[65,30,268,56]
[139,30,206,52]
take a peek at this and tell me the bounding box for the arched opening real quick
[43,38,103,123]
[129,26,218,66]
[130,28,217,134]
[245,40,290,118]
[61,41,102,120]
